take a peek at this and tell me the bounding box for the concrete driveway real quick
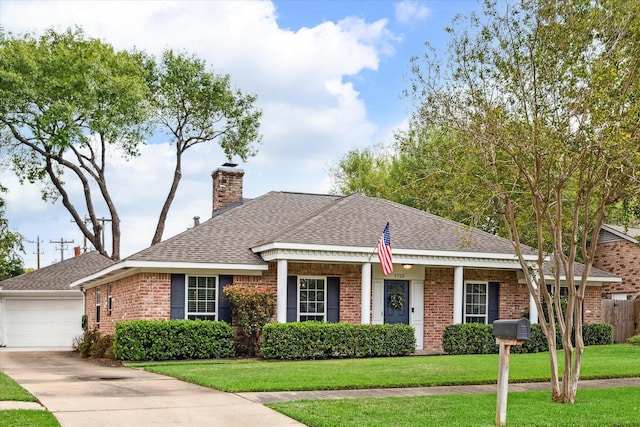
[0,351,304,427]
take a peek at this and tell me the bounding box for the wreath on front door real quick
[388,292,405,310]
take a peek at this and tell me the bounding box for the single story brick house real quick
[594,224,640,300]
[71,166,619,351]
[0,251,114,348]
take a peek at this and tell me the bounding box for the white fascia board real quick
[517,274,621,286]
[601,225,638,244]
[0,290,83,298]
[70,260,268,289]
[253,242,536,263]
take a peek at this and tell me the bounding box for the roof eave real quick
[70,260,269,289]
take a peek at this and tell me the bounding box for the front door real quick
[384,280,409,324]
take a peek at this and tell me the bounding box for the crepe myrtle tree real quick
[408,0,640,403]
[149,50,261,245]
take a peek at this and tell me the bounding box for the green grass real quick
[0,372,37,402]
[270,386,640,427]
[0,373,59,426]
[0,410,60,427]
[135,344,640,393]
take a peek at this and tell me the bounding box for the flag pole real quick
[368,221,390,261]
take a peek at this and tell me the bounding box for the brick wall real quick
[594,240,640,298]
[85,263,603,352]
[423,268,525,352]
[85,273,171,335]
[424,267,455,351]
[584,286,601,323]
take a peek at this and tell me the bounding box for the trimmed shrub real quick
[114,320,236,361]
[583,323,614,346]
[442,323,498,355]
[261,322,415,360]
[442,322,614,355]
[628,335,640,346]
[223,283,275,356]
[518,323,549,353]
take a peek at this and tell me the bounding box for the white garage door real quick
[5,298,84,347]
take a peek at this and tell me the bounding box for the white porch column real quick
[529,288,539,324]
[361,262,372,324]
[277,259,288,323]
[453,266,464,324]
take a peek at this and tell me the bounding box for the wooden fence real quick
[602,300,640,343]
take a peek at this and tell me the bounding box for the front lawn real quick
[0,372,60,427]
[135,344,640,393]
[0,372,37,402]
[270,386,640,427]
[0,410,60,427]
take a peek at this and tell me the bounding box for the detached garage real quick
[0,252,114,349]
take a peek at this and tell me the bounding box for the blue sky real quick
[0,0,484,268]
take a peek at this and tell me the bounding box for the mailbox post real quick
[492,319,530,426]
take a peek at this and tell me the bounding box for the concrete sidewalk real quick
[237,377,640,404]
[0,351,303,427]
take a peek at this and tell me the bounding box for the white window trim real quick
[95,286,101,325]
[107,283,113,313]
[185,275,218,320]
[463,280,488,324]
[298,275,327,322]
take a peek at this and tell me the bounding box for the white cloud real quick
[395,0,432,25]
[0,0,401,268]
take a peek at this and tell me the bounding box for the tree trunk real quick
[150,152,182,245]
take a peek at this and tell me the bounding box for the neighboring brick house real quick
[594,224,640,300]
[0,251,114,348]
[72,165,618,352]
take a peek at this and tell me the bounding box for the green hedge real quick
[442,323,614,355]
[114,320,236,361]
[261,322,416,360]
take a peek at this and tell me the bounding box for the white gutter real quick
[70,259,268,289]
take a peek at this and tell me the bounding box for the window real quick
[186,276,216,320]
[464,281,487,324]
[299,276,326,321]
[107,283,113,313]
[95,286,101,325]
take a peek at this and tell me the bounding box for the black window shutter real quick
[218,275,234,323]
[488,281,500,324]
[287,275,297,322]
[327,277,340,322]
[170,274,186,319]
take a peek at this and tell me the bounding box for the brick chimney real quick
[212,163,244,216]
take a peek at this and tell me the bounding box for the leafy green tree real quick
[0,186,24,280]
[331,128,506,236]
[407,0,640,403]
[0,28,152,260]
[149,50,261,245]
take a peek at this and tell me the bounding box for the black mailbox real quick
[492,318,531,340]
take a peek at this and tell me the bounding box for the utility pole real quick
[27,236,44,269]
[96,217,112,253]
[33,236,43,269]
[50,237,74,262]
[71,216,111,254]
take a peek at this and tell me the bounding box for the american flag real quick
[377,222,393,276]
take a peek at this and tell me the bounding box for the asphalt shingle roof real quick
[0,251,115,290]
[127,191,533,265]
